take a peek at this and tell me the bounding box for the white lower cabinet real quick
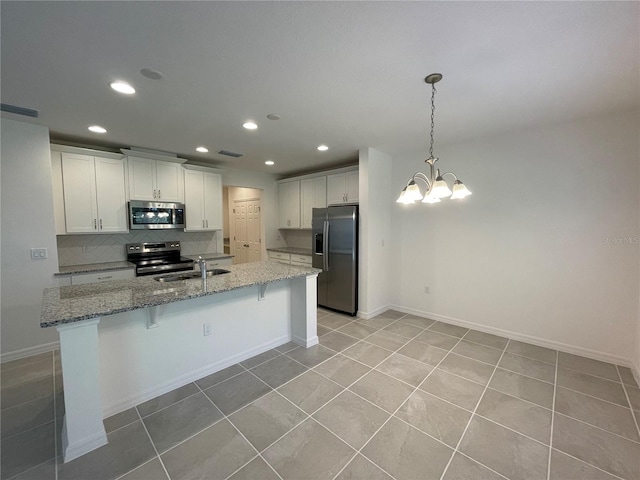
[60,152,128,233]
[268,251,311,267]
[70,269,134,285]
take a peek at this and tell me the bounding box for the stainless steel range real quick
[126,241,195,276]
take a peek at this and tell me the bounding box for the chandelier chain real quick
[429,83,436,158]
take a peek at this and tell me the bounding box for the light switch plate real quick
[30,248,48,260]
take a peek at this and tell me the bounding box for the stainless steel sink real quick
[154,269,230,282]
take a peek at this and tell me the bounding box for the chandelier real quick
[397,73,471,204]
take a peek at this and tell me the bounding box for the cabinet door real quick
[278,181,300,228]
[94,157,128,232]
[346,171,359,203]
[128,157,156,201]
[301,176,326,228]
[203,172,222,229]
[184,170,205,231]
[155,161,183,202]
[326,173,346,205]
[50,151,67,235]
[61,153,98,233]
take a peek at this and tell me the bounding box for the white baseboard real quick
[1,341,60,363]
[102,334,290,418]
[357,304,390,320]
[293,334,319,348]
[391,304,634,368]
[61,420,107,463]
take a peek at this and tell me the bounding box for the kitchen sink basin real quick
[154,269,230,282]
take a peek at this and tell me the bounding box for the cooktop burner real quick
[126,241,195,276]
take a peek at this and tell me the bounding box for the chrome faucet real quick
[195,256,207,279]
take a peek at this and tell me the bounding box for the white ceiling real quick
[1,1,638,177]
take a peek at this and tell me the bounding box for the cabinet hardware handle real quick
[158,189,161,198]
[94,219,97,230]
[99,218,103,230]
[97,276,112,280]
[202,219,205,228]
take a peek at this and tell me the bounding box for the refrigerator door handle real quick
[323,220,329,271]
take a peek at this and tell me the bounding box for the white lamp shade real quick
[421,194,441,204]
[450,181,472,199]
[396,188,415,204]
[404,182,423,201]
[430,177,452,198]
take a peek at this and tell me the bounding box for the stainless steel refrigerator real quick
[312,205,358,316]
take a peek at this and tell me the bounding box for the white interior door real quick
[234,198,262,264]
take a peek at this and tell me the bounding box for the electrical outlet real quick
[424,286,430,294]
[30,248,47,260]
[82,245,90,253]
[203,323,212,336]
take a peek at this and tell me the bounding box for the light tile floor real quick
[2,309,640,480]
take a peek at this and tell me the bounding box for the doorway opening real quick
[223,186,264,264]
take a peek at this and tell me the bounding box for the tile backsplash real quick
[281,230,312,250]
[57,231,218,266]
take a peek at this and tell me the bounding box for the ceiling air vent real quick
[218,150,243,158]
[1,103,39,118]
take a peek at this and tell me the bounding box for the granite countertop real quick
[56,262,135,276]
[267,247,313,256]
[41,261,320,328]
[183,253,234,261]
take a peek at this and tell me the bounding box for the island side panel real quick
[291,273,319,347]
[56,319,108,462]
[97,279,293,416]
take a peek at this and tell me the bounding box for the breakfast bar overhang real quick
[40,262,320,463]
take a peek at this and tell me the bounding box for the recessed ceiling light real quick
[266,114,280,120]
[317,145,329,151]
[88,125,107,133]
[242,121,258,130]
[140,68,163,80]
[109,81,135,95]
[265,160,275,166]
[196,146,209,153]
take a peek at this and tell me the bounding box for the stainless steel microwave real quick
[129,201,185,230]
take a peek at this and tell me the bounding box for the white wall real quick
[359,147,393,317]
[1,119,60,357]
[390,110,640,365]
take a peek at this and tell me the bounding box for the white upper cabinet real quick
[60,152,127,234]
[128,156,183,202]
[327,170,359,205]
[184,167,222,231]
[278,181,301,228]
[300,176,327,228]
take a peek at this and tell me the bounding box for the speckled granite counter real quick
[183,253,234,261]
[42,261,319,327]
[267,247,312,256]
[55,261,135,276]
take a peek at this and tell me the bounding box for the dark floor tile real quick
[227,456,280,480]
[274,341,301,354]
[552,413,640,480]
[143,392,223,453]
[250,355,308,389]
[549,448,619,480]
[10,458,57,480]
[104,407,139,434]
[318,314,353,330]
[395,390,471,447]
[419,369,485,411]
[229,392,307,451]
[240,349,281,369]
[194,364,244,390]
[476,388,552,444]
[313,390,389,449]
[443,452,505,480]
[1,422,55,480]
[1,374,54,411]
[161,419,256,480]
[137,383,200,418]
[318,325,332,336]
[335,454,393,480]
[263,419,355,480]
[1,395,55,439]
[555,386,639,441]
[204,371,272,415]
[362,416,453,480]
[58,421,155,480]
[313,354,371,387]
[118,458,169,480]
[459,416,548,480]
[1,353,53,389]
[286,344,335,368]
[618,366,639,387]
[557,367,628,406]
[320,331,359,352]
[462,330,508,350]
[626,386,640,411]
[349,370,413,414]
[558,352,619,381]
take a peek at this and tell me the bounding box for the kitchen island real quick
[41,261,320,462]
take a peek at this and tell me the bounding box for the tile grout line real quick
[192,380,285,480]
[617,365,640,440]
[552,411,640,445]
[133,405,173,480]
[546,350,559,480]
[548,447,628,480]
[438,337,511,480]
